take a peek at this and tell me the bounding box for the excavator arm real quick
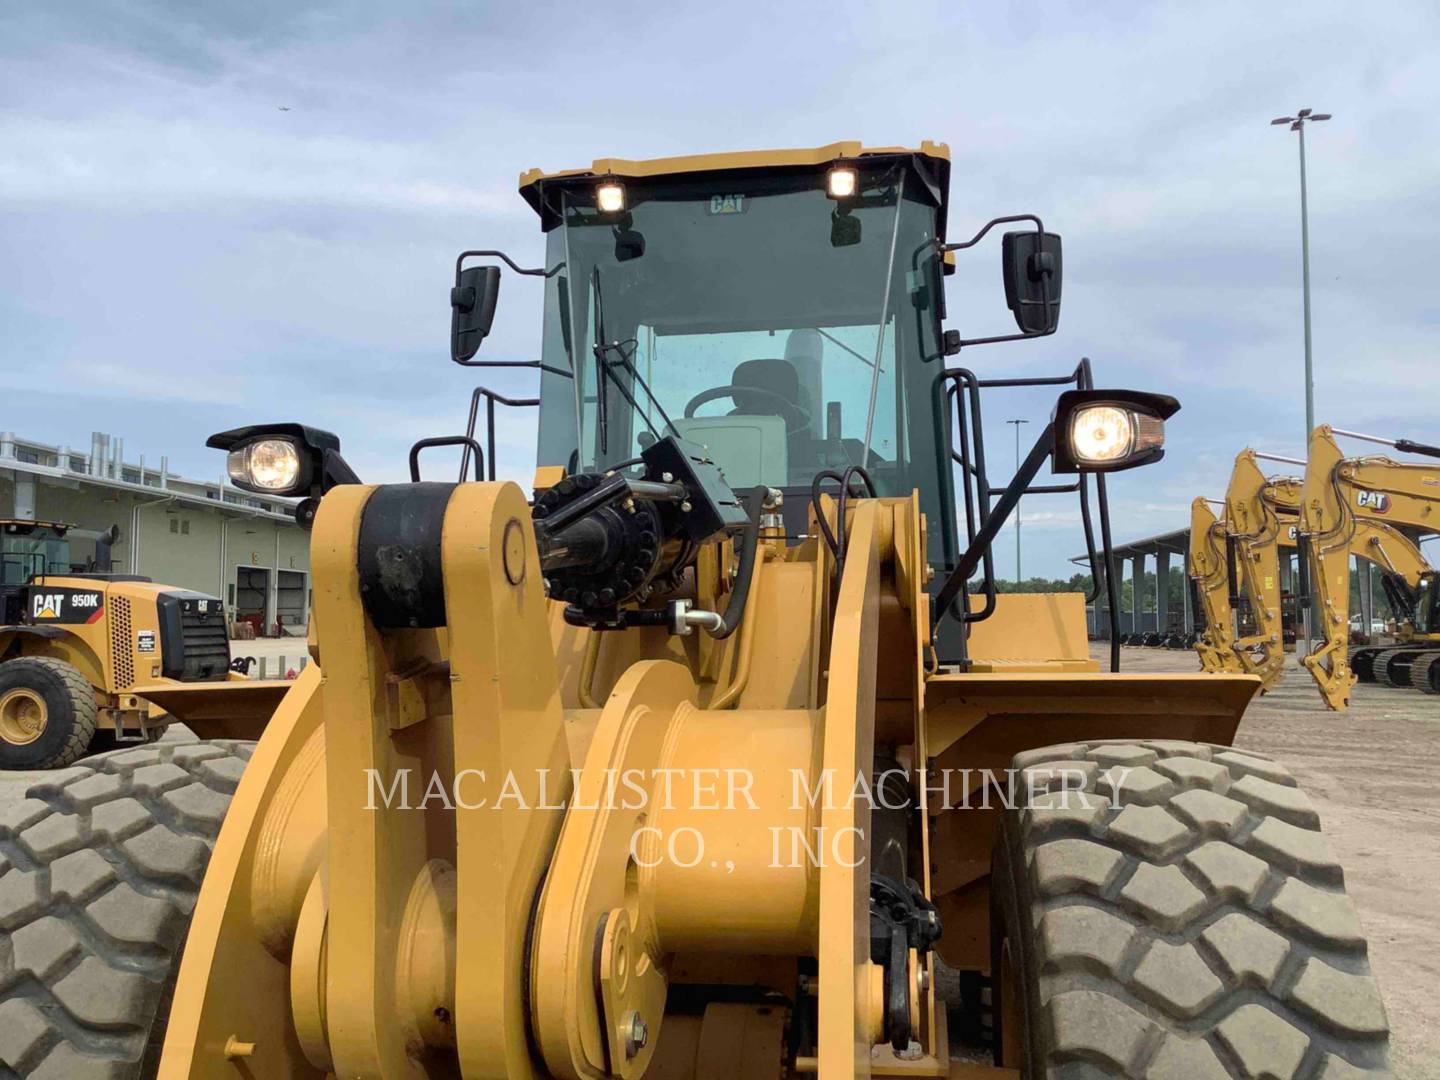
[1222,452,1303,691]
[1188,497,1237,673]
[1299,425,1440,708]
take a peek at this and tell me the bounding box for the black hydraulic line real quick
[835,466,878,580]
[705,486,768,640]
[810,470,845,558]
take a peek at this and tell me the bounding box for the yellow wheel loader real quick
[1299,425,1440,708]
[0,520,291,769]
[0,143,1393,1078]
[1215,450,1427,698]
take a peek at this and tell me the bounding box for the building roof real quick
[0,431,296,524]
[1070,527,1191,568]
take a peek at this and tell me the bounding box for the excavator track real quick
[1407,651,1440,694]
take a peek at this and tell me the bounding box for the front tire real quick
[993,739,1390,1077]
[0,657,98,770]
[0,740,253,1077]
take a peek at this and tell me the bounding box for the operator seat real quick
[729,358,807,431]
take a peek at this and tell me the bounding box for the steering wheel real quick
[682,384,813,433]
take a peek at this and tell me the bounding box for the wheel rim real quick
[0,688,49,746]
[997,936,1023,1068]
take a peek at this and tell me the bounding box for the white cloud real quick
[3,0,1439,577]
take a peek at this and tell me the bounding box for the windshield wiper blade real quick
[590,267,679,457]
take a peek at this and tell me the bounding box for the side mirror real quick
[450,265,501,362]
[1002,230,1062,335]
[614,226,646,262]
[831,208,861,248]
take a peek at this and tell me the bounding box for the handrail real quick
[933,356,1120,670]
[460,386,541,482]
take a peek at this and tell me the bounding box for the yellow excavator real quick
[1216,450,1429,699]
[0,142,1392,1079]
[1299,424,1440,708]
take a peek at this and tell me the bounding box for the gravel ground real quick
[1105,643,1440,1078]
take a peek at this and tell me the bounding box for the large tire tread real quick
[997,739,1390,1078]
[0,740,253,1078]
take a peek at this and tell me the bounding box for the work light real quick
[596,181,626,213]
[228,438,303,492]
[1051,390,1178,473]
[827,166,858,199]
[208,423,358,512]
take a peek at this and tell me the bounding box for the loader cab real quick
[0,521,74,624]
[0,521,73,583]
[520,149,954,550]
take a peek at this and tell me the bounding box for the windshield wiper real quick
[590,266,679,457]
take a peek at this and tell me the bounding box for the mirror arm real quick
[450,355,573,377]
[936,216,1057,350]
[454,250,564,279]
[939,214,1045,253]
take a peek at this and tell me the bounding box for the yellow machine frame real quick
[158,481,1256,1078]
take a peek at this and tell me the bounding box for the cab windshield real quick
[534,165,945,500]
[1416,574,1440,635]
[0,534,70,584]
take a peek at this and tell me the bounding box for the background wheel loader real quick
[0,142,1393,1078]
[1298,425,1440,708]
[0,519,292,769]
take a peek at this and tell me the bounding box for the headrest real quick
[732,358,801,403]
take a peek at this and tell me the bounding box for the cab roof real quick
[518,140,953,238]
[1,520,72,537]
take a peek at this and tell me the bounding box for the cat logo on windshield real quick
[708,194,747,215]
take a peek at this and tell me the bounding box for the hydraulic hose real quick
[705,486,767,640]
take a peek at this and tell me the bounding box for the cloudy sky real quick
[4,1,1438,578]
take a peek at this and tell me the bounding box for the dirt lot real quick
[1,640,1434,1074]
[1105,643,1440,1078]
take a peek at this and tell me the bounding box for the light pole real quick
[1271,108,1331,444]
[1007,418,1029,584]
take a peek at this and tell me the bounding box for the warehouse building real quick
[0,431,309,636]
